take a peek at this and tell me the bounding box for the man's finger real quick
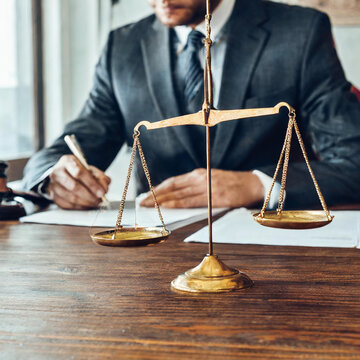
[89,166,111,191]
[51,192,91,210]
[142,169,206,202]
[50,172,101,207]
[48,181,95,210]
[161,194,207,208]
[65,158,105,198]
[152,171,198,195]
[141,186,203,207]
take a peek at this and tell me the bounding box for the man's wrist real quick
[38,176,50,196]
[34,166,54,200]
[247,172,265,205]
[252,170,283,210]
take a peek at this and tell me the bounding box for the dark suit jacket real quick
[23,0,360,209]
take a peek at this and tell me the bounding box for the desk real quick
[1,220,360,359]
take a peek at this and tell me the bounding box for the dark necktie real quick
[184,30,205,111]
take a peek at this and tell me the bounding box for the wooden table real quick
[1,219,360,359]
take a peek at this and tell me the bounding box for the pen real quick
[64,134,110,207]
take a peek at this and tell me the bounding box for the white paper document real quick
[184,209,360,248]
[20,202,225,231]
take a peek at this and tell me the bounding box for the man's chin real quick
[157,10,201,27]
[158,16,188,27]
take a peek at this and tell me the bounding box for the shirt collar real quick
[174,0,235,47]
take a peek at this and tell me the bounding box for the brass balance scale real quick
[91,0,333,293]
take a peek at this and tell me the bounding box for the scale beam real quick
[209,102,294,126]
[134,102,294,132]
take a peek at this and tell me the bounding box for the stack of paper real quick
[184,209,360,248]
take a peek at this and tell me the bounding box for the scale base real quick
[171,254,253,293]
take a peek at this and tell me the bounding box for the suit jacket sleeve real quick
[258,12,360,209]
[22,31,125,191]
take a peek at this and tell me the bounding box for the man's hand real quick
[46,155,111,209]
[140,168,264,208]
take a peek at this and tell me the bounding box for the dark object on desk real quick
[0,161,48,220]
[0,162,8,192]
[0,161,25,220]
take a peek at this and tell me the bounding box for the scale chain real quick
[115,130,167,232]
[136,136,167,230]
[260,110,331,220]
[277,114,294,213]
[115,131,139,230]
[293,118,332,220]
[261,111,294,216]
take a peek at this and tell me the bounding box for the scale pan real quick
[91,227,170,247]
[253,210,333,229]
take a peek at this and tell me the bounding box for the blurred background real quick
[0,0,359,199]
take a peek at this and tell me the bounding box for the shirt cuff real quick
[252,170,284,210]
[35,166,54,200]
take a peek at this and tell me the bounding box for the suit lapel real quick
[212,0,269,168]
[141,20,203,167]
[141,20,179,120]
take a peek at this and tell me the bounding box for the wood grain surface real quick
[274,0,360,25]
[1,219,360,359]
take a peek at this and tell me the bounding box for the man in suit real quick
[23,0,360,210]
